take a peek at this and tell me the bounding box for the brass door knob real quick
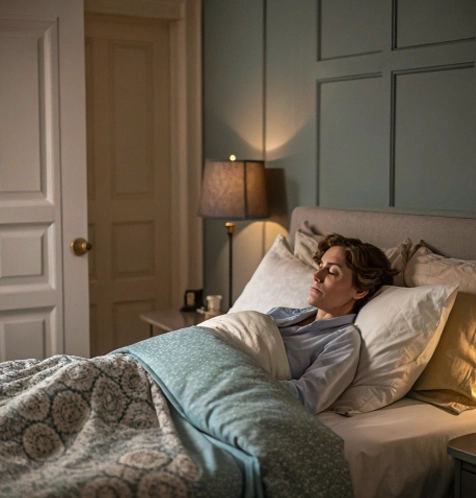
[71,238,92,256]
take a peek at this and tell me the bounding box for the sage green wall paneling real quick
[203,0,264,160]
[394,65,476,211]
[202,0,476,308]
[318,75,389,208]
[392,0,476,212]
[319,0,386,59]
[395,0,475,48]
[265,0,318,210]
[316,0,475,212]
[203,0,265,308]
[316,0,391,208]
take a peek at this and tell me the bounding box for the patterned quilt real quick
[0,354,198,497]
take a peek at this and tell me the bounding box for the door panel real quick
[85,14,172,355]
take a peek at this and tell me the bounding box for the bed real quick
[2,206,476,497]
[0,285,352,494]
[229,206,476,498]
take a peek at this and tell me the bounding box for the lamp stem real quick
[225,222,235,309]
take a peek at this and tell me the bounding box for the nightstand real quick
[448,433,476,498]
[140,310,205,337]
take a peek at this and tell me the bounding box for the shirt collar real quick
[271,306,355,328]
[301,312,356,332]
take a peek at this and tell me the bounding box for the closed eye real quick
[317,262,341,276]
[327,265,342,276]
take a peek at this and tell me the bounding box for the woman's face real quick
[307,245,366,319]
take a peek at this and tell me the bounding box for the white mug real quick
[206,295,222,314]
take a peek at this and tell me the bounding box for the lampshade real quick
[198,159,269,220]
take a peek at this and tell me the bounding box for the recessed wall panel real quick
[0,224,52,287]
[112,222,154,279]
[0,308,54,361]
[318,76,389,208]
[111,42,153,199]
[394,66,476,211]
[319,0,385,60]
[395,0,475,48]
[0,37,41,192]
[0,19,59,204]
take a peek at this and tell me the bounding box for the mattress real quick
[318,397,476,498]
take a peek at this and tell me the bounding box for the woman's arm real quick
[281,326,360,414]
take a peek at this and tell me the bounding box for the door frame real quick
[84,0,203,308]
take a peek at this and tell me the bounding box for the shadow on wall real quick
[265,168,288,230]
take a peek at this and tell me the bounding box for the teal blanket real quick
[116,326,354,498]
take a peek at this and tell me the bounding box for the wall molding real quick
[392,0,475,50]
[316,72,382,85]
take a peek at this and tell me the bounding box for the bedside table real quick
[140,310,205,337]
[448,433,476,498]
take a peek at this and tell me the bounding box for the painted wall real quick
[202,0,476,309]
[202,0,286,309]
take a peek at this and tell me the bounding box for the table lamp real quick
[198,157,269,308]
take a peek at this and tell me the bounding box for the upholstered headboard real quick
[289,207,476,260]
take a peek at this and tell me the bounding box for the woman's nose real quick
[314,268,324,281]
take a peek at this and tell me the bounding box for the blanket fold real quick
[199,311,291,380]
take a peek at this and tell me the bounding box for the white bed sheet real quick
[318,397,476,498]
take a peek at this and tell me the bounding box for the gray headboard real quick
[289,207,476,260]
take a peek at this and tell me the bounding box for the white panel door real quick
[0,0,89,360]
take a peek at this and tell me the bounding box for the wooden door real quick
[85,14,173,355]
[0,0,89,361]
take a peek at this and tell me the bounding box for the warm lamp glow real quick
[229,154,237,161]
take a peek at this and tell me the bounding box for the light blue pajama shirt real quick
[267,306,361,415]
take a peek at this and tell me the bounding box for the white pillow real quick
[330,284,458,415]
[404,245,476,293]
[229,234,315,314]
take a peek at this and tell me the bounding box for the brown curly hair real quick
[313,233,398,312]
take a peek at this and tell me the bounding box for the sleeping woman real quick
[267,233,397,415]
